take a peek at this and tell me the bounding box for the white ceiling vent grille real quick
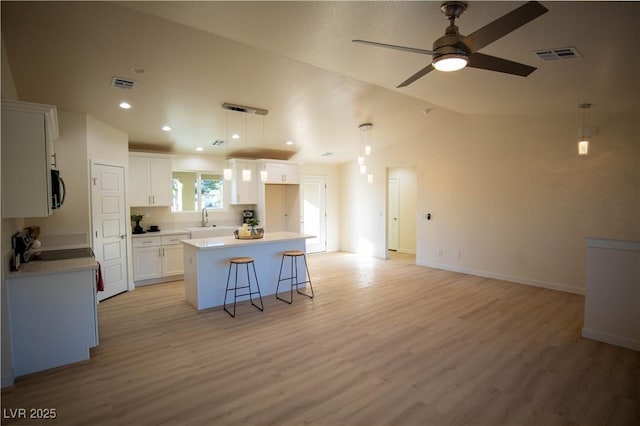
[111,76,136,90]
[211,140,227,146]
[533,47,582,61]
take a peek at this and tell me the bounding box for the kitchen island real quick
[182,231,313,310]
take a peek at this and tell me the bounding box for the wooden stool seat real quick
[276,250,314,304]
[230,257,254,264]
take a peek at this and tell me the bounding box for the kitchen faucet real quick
[201,207,208,227]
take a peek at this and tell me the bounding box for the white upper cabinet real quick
[261,160,300,184]
[1,100,59,218]
[128,154,172,207]
[229,159,258,204]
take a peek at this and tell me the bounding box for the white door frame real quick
[90,159,132,299]
[387,176,399,252]
[300,175,327,254]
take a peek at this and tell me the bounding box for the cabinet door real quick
[284,164,300,184]
[133,246,162,280]
[231,161,258,204]
[1,108,52,218]
[149,158,172,206]
[129,156,151,206]
[162,244,184,276]
[265,163,286,184]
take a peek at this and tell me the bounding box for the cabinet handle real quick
[148,195,152,204]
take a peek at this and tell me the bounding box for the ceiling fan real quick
[353,1,548,88]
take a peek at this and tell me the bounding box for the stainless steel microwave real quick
[51,169,66,209]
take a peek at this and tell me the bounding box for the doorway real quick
[387,167,417,255]
[91,162,129,301]
[301,176,327,254]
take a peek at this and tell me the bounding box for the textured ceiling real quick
[2,1,638,164]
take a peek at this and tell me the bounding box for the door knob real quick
[120,235,126,239]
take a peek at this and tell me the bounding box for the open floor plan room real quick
[2,252,638,426]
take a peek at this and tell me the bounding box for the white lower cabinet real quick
[7,268,98,377]
[132,234,189,283]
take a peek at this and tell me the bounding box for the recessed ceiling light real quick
[195,147,204,152]
[232,134,240,139]
[129,64,147,74]
[286,140,293,145]
[119,101,131,109]
[162,125,172,131]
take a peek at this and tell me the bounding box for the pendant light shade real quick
[578,103,591,156]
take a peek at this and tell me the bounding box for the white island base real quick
[182,232,313,310]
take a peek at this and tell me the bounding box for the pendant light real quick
[578,103,591,156]
[260,115,268,182]
[357,123,373,179]
[241,113,251,181]
[223,110,232,180]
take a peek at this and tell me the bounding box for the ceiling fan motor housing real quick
[432,27,470,60]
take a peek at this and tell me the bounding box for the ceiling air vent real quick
[221,103,268,116]
[111,76,136,90]
[533,47,582,61]
[211,140,227,146]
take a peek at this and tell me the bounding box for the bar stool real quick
[224,257,264,318]
[276,250,314,304]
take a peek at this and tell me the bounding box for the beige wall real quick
[340,108,639,294]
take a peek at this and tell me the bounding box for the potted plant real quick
[246,218,260,235]
[131,214,144,234]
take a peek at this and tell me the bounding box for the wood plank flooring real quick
[2,252,638,425]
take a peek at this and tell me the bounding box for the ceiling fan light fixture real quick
[433,54,468,72]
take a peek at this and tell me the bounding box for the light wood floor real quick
[2,252,638,425]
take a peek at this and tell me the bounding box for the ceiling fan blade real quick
[397,64,435,88]
[461,1,548,53]
[467,53,536,76]
[352,39,435,55]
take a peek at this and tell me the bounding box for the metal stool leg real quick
[224,262,236,318]
[249,261,264,311]
[296,254,314,299]
[276,254,293,304]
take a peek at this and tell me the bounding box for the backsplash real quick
[129,205,252,232]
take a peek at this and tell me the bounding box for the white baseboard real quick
[397,247,416,255]
[582,328,640,351]
[2,373,15,388]
[415,260,585,295]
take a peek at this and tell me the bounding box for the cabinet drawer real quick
[161,234,189,245]
[132,236,161,248]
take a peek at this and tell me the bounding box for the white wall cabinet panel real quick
[229,159,258,204]
[262,161,300,184]
[128,154,172,207]
[1,100,59,218]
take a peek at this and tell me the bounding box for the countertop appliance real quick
[242,209,255,224]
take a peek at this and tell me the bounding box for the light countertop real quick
[182,231,313,250]
[9,257,98,278]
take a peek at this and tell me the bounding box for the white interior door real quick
[388,177,399,251]
[301,176,326,253]
[91,163,129,301]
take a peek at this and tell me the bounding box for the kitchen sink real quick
[184,226,237,238]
